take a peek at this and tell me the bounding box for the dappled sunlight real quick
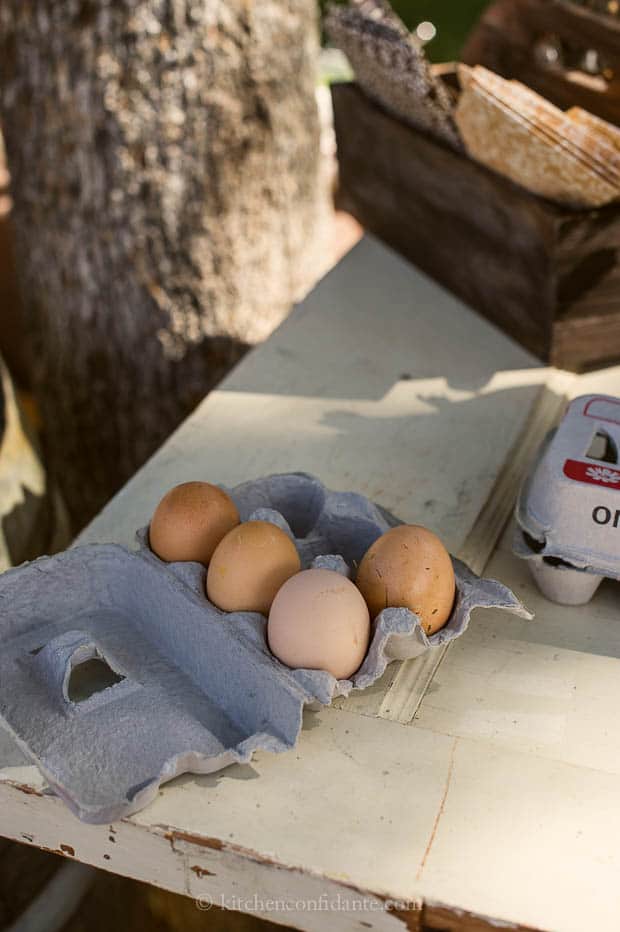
[219,236,541,404]
[78,370,553,559]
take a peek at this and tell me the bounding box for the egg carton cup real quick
[514,394,620,606]
[0,473,530,823]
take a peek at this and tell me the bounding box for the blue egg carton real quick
[0,473,530,823]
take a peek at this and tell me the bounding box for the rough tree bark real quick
[0,0,326,529]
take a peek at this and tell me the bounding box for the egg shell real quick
[207,520,301,615]
[149,481,240,565]
[267,568,371,680]
[356,525,455,635]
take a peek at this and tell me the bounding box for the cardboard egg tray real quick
[0,473,530,823]
[515,395,620,605]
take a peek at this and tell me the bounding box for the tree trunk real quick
[0,0,326,530]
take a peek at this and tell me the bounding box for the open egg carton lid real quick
[514,395,620,603]
[0,473,529,823]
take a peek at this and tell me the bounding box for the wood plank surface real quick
[4,237,620,931]
[368,371,574,725]
[73,236,543,555]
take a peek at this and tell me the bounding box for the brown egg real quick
[356,525,455,635]
[207,520,301,614]
[149,481,240,565]
[267,569,371,680]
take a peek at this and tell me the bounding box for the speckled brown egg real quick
[267,568,371,680]
[149,481,240,565]
[206,520,301,615]
[356,525,455,635]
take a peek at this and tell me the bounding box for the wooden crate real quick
[462,0,620,126]
[332,81,620,371]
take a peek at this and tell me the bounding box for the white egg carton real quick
[514,394,620,605]
[0,473,530,823]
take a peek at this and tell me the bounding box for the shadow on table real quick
[221,237,540,403]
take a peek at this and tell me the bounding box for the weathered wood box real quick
[332,81,620,372]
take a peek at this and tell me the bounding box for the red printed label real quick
[563,459,620,488]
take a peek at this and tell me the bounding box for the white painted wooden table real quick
[1,236,619,932]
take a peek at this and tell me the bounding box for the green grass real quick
[321,0,490,62]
